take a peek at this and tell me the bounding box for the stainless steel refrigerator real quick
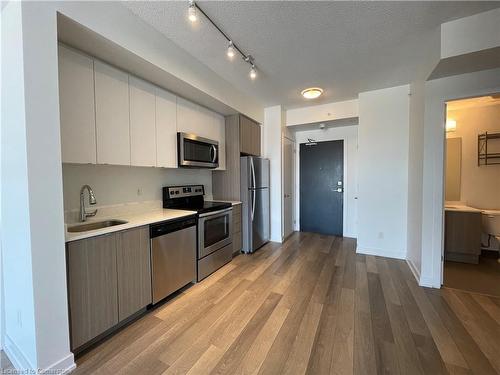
[240,156,270,253]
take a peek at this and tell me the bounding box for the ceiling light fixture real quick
[188,0,197,22]
[250,65,257,80]
[301,87,323,100]
[187,1,258,80]
[227,41,235,59]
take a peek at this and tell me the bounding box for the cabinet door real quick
[155,88,177,168]
[252,123,261,157]
[240,115,260,156]
[94,61,130,165]
[116,226,152,321]
[213,112,226,170]
[177,97,216,139]
[177,97,204,136]
[129,76,156,167]
[58,45,96,164]
[239,116,251,155]
[67,234,118,350]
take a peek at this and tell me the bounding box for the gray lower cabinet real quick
[67,226,152,351]
[116,226,152,321]
[67,234,118,350]
[444,210,482,264]
[233,204,242,254]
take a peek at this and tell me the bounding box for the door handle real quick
[251,189,256,222]
[335,188,343,193]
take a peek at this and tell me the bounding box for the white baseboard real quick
[356,245,406,260]
[4,334,75,373]
[4,334,34,370]
[406,258,421,284]
[40,353,75,374]
[419,275,438,288]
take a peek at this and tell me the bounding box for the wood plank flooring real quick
[71,232,500,375]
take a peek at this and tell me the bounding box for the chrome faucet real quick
[80,185,97,222]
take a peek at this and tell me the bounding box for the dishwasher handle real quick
[150,216,197,238]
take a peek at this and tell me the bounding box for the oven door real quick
[178,132,219,168]
[198,208,233,258]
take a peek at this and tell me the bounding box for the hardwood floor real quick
[72,232,500,375]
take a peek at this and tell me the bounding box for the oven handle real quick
[198,207,233,218]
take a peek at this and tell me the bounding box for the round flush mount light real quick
[301,87,323,99]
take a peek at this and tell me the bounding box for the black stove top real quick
[162,185,232,215]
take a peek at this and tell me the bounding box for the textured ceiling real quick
[124,1,500,108]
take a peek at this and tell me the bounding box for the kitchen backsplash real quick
[62,163,213,220]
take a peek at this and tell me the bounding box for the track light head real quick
[188,1,197,22]
[250,65,257,80]
[227,41,235,59]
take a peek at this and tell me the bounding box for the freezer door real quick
[250,187,270,252]
[248,157,270,189]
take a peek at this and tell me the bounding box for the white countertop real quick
[444,204,483,213]
[65,208,197,242]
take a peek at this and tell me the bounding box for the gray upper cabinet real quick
[116,226,152,321]
[58,45,97,164]
[240,115,261,157]
[213,114,260,201]
[67,234,118,350]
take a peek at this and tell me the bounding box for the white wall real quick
[446,104,500,209]
[263,106,285,242]
[1,2,40,369]
[62,164,213,213]
[406,81,425,281]
[286,99,358,127]
[421,68,500,288]
[357,85,410,259]
[441,8,500,59]
[294,125,359,238]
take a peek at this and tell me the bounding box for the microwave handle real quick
[211,145,217,163]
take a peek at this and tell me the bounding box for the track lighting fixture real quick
[188,0,197,22]
[250,65,257,80]
[227,41,235,59]
[187,1,258,80]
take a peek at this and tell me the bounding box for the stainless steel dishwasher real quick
[150,216,197,304]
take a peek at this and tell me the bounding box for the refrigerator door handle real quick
[250,157,256,189]
[251,189,256,222]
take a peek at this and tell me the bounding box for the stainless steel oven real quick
[178,132,219,169]
[198,207,232,259]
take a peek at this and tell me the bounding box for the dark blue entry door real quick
[300,140,344,236]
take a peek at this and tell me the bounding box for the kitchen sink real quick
[67,220,128,233]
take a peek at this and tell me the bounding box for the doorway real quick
[283,137,295,239]
[442,94,500,296]
[299,140,343,236]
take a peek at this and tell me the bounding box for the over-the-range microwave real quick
[177,132,219,169]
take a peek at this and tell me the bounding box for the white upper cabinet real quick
[58,45,96,164]
[155,88,177,168]
[59,47,226,170]
[129,76,157,167]
[176,97,207,137]
[94,60,131,166]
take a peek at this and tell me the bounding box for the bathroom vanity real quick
[444,205,482,264]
